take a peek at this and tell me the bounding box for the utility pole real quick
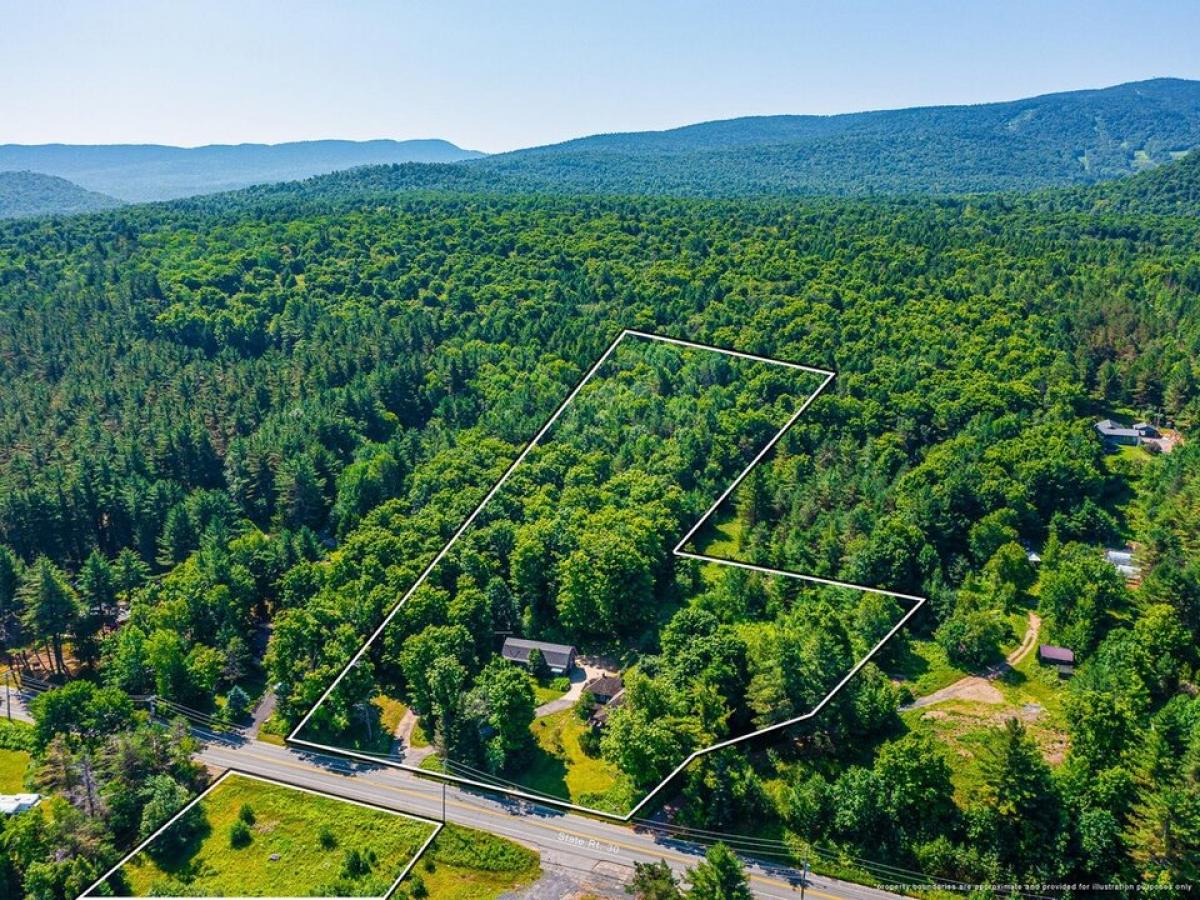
[800,857,809,900]
[4,671,10,721]
[440,743,448,823]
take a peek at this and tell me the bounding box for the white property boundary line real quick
[79,769,443,900]
[286,328,927,822]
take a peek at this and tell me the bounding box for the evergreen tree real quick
[0,546,22,647]
[685,843,751,900]
[77,549,117,622]
[19,557,82,675]
[628,859,682,899]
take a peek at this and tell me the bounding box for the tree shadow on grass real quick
[883,636,931,685]
[142,806,214,882]
[504,721,570,804]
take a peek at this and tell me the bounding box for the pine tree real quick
[0,546,22,647]
[77,549,117,621]
[980,718,1062,871]
[157,505,198,567]
[19,557,82,675]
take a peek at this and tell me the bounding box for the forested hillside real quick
[0,171,122,219]
[470,78,1200,196]
[0,155,1198,895]
[1055,148,1200,216]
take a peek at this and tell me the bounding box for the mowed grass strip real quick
[114,774,436,897]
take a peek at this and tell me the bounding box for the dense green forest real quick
[0,146,1198,897]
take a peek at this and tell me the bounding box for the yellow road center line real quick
[202,744,838,897]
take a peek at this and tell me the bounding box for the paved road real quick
[194,732,904,900]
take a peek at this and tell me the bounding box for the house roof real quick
[1039,644,1075,664]
[0,794,40,815]
[586,675,623,700]
[501,637,576,669]
[1095,420,1140,438]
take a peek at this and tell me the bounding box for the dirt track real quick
[903,611,1040,711]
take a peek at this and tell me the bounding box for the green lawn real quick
[885,638,966,698]
[412,824,540,900]
[531,675,569,706]
[111,774,436,897]
[901,651,1070,805]
[0,748,29,792]
[515,709,624,811]
[693,511,744,558]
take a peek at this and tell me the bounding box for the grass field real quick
[0,748,29,792]
[900,649,1070,804]
[410,717,431,748]
[111,774,436,897]
[410,824,540,900]
[518,708,623,810]
[886,638,966,698]
[531,675,569,706]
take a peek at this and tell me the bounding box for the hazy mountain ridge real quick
[0,170,122,218]
[7,78,1199,212]
[0,138,484,202]
[471,77,1200,195]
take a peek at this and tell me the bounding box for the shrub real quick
[578,726,602,757]
[408,873,428,898]
[341,847,371,878]
[549,675,570,692]
[318,825,337,849]
[574,691,596,721]
[229,819,252,849]
[238,802,255,825]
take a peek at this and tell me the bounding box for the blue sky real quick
[3,0,1199,152]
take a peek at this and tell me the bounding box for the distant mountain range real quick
[3,78,1200,217]
[473,78,1200,196]
[0,171,122,218]
[0,138,483,204]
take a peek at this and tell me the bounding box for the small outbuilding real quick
[1105,548,1141,580]
[501,637,577,675]
[0,794,40,816]
[1038,644,1075,677]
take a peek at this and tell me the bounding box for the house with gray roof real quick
[1095,419,1141,446]
[501,637,577,674]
